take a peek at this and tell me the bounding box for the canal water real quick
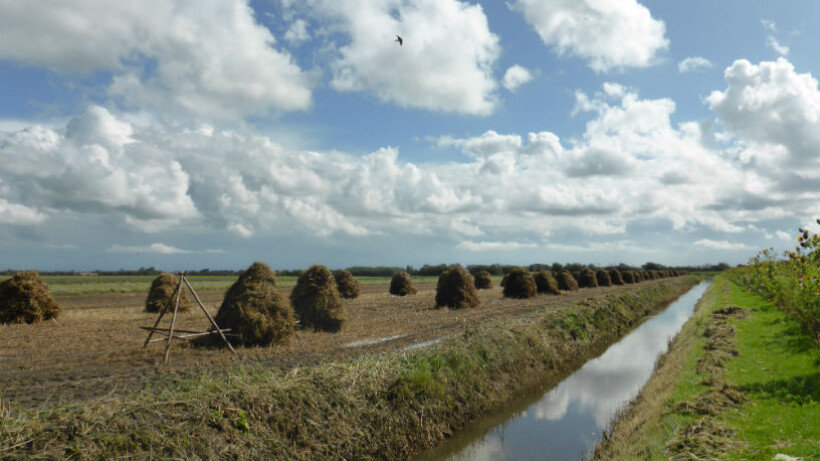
[419,281,711,461]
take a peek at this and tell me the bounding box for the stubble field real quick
[1,275,661,411]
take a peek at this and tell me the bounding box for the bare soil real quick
[0,280,663,410]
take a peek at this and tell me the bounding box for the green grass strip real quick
[595,276,819,460]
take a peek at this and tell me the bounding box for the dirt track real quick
[0,280,672,410]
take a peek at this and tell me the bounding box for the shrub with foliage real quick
[727,220,820,345]
[503,267,537,298]
[436,266,480,309]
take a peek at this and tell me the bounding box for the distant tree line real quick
[10,261,732,277]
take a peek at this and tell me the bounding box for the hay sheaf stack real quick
[389,271,417,296]
[534,270,560,295]
[0,270,61,324]
[333,269,361,299]
[145,272,192,313]
[213,262,295,346]
[473,270,493,290]
[609,268,625,285]
[436,266,480,309]
[291,265,346,332]
[596,269,613,287]
[557,270,580,292]
[503,267,537,299]
[578,268,598,288]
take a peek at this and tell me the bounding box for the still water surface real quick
[420,281,711,461]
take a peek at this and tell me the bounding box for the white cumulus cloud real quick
[766,36,789,56]
[502,65,534,92]
[457,241,538,251]
[511,0,668,72]
[0,106,198,229]
[0,1,313,121]
[707,58,820,181]
[311,0,501,115]
[3,62,820,257]
[678,56,712,73]
[694,239,750,251]
[108,243,192,254]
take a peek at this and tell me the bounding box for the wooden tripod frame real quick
[141,271,236,363]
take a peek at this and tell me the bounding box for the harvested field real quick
[1,277,674,411]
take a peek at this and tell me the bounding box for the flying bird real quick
[395,35,403,46]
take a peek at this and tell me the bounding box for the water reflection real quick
[430,281,710,461]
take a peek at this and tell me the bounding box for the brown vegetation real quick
[213,262,295,346]
[291,265,346,332]
[0,277,697,460]
[389,271,417,296]
[435,266,480,309]
[473,270,493,290]
[534,270,560,295]
[502,267,537,298]
[609,268,625,285]
[595,269,613,287]
[0,270,61,324]
[333,269,361,299]
[557,270,580,291]
[145,272,191,313]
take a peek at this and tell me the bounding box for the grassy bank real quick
[593,276,820,460]
[0,278,695,460]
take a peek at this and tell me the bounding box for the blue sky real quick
[1,0,819,271]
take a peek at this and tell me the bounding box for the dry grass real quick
[0,278,697,460]
[0,278,683,411]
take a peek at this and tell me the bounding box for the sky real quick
[1,0,820,271]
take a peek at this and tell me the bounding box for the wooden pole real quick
[163,272,185,364]
[183,275,236,354]
[143,280,181,348]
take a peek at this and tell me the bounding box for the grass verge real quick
[0,278,695,460]
[592,276,820,460]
